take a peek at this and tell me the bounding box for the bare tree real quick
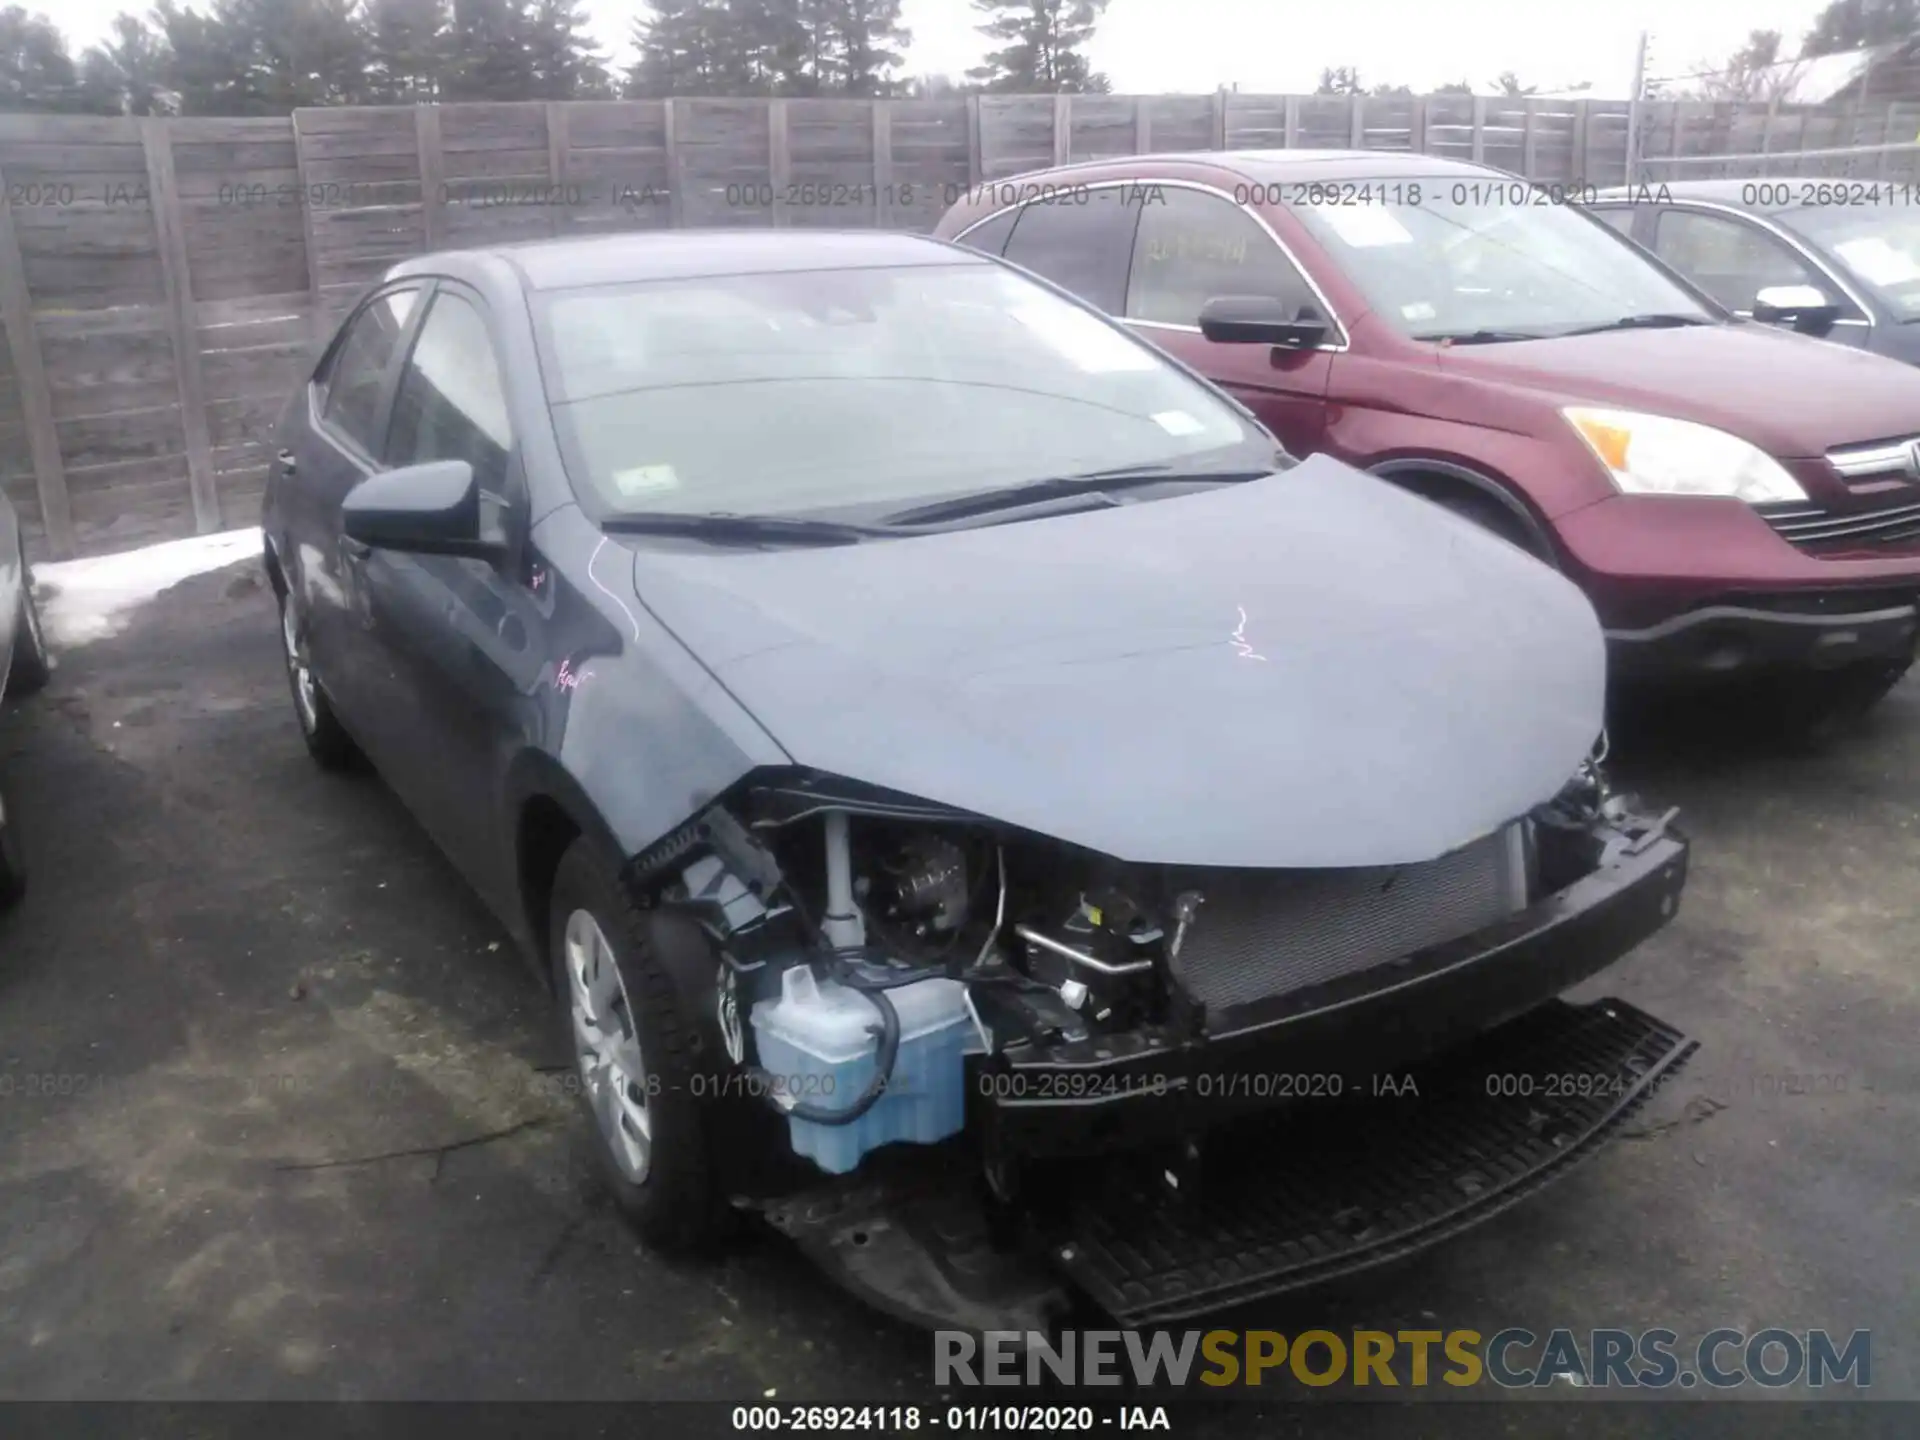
[1686,29,1809,102]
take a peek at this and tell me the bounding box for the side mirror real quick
[1198,295,1330,350]
[1752,284,1841,336]
[342,459,497,557]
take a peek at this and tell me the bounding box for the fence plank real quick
[289,111,330,353]
[415,104,445,250]
[663,99,684,228]
[1053,94,1071,165]
[0,160,72,557]
[769,99,791,227]
[546,101,570,238]
[966,95,982,185]
[1471,96,1487,162]
[872,101,892,226]
[140,118,219,534]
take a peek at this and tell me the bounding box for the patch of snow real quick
[34,527,263,647]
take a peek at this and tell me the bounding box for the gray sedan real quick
[1590,179,1920,364]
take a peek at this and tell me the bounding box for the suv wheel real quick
[549,838,723,1253]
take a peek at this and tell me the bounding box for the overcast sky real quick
[53,0,1838,97]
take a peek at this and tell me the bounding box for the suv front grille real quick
[1826,435,1920,486]
[1757,497,1920,552]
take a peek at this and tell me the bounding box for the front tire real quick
[549,839,723,1254]
[9,568,51,696]
[277,592,358,770]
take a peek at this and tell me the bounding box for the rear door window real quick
[1126,186,1322,328]
[1000,186,1142,313]
[319,286,421,455]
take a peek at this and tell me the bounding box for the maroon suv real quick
[935,150,1920,723]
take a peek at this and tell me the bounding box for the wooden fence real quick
[0,91,1913,560]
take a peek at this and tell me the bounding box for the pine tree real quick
[626,0,745,95]
[524,0,613,99]
[443,0,534,99]
[0,5,94,111]
[362,0,448,102]
[968,0,1108,93]
[78,13,175,115]
[149,0,233,113]
[1804,0,1920,57]
[827,0,908,96]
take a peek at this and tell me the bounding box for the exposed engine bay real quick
[636,749,1684,1180]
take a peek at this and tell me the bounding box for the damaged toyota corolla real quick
[262,229,1694,1329]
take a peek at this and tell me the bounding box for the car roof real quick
[1008,148,1507,184]
[408,229,984,291]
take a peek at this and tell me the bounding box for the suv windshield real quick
[1778,206,1920,319]
[1289,184,1717,340]
[534,261,1276,520]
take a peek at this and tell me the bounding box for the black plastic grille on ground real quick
[1171,825,1525,1010]
[1048,998,1694,1326]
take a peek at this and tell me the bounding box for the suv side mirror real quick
[1752,284,1841,336]
[1198,295,1330,350]
[342,459,500,558]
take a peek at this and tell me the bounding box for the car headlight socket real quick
[1562,405,1808,504]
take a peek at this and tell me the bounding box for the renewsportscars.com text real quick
[935,1327,1872,1390]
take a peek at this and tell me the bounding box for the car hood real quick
[1437,321,1920,456]
[624,456,1606,870]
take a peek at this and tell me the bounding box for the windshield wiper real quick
[597,511,896,547]
[1558,312,1710,336]
[1412,328,1551,344]
[878,464,1273,528]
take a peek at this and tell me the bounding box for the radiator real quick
[1172,823,1532,1011]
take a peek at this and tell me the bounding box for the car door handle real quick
[341,535,370,560]
[276,449,297,475]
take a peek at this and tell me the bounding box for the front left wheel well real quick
[517,795,581,985]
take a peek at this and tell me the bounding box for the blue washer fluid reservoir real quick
[748,965,976,1175]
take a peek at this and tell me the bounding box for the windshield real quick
[1288,185,1717,339]
[534,261,1275,519]
[1778,206,1920,319]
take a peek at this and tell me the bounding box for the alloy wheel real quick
[564,907,653,1184]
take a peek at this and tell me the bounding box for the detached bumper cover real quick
[980,832,1688,1154]
[1055,997,1694,1326]
[767,996,1695,1330]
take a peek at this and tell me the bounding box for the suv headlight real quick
[1563,406,1807,503]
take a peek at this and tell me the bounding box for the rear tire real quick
[9,568,51,697]
[0,782,26,910]
[277,592,358,770]
[548,838,724,1254]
